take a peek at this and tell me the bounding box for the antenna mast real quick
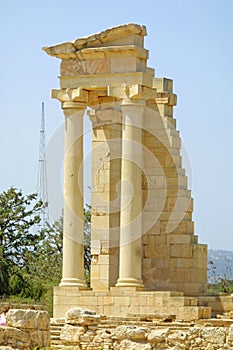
[37,102,49,228]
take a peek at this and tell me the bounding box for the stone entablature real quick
[44,23,208,318]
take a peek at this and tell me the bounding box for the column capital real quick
[62,101,86,110]
[51,88,88,116]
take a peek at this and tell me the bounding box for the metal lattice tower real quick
[37,102,49,228]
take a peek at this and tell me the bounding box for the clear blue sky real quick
[0,0,233,250]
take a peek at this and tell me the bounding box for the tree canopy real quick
[0,187,44,296]
[0,187,91,303]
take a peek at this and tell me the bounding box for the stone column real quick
[116,100,145,288]
[59,101,87,287]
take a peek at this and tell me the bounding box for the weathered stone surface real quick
[0,309,50,348]
[6,309,49,330]
[116,339,152,349]
[50,314,233,350]
[200,327,226,346]
[111,325,148,340]
[228,324,233,346]
[147,328,170,345]
[65,308,102,326]
[60,324,85,343]
[167,330,189,347]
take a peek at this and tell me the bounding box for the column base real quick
[115,277,145,289]
[59,278,88,289]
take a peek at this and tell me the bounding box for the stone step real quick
[51,335,61,341]
[51,330,61,336]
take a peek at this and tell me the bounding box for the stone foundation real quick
[54,287,211,321]
[54,307,233,349]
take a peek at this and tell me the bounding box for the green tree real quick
[27,205,91,293]
[0,186,92,307]
[0,187,44,296]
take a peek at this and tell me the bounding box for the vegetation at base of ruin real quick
[0,187,91,315]
[208,257,233,294]
[0,187,44,296]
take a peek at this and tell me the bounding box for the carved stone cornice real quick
[43,23,147,59]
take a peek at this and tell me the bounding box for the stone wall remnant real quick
[0,309,50,349]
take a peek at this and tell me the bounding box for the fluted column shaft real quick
[116,101,145,288]
[60,104,87,287]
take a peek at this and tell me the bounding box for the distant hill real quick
[208,249,233,283]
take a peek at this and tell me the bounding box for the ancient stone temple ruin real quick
[44,23,209,319]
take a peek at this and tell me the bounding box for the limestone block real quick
[164,196,193,213]
[142,220,160,236]
[110,57,145,73]
[170,268,191,283]
[101,240,110,254]
[151,258,164,268]
[193,244,208,260]
[157,104,173,117]
[163,257,177,268]
[60,72,153,91]
[97,296,114,306]
[60,324,85,343]
[111,325,148,340]
[167,234,193,245]
[118,339,152,349]
[95,108,122,123]
[60,58,86,76]
[159,212,192,221]
[171,135,181,149]
[176,257,198,269]
[152,268,171,282]
[170,244,193,258]
[65,308,103,326]
[153,78,173,93]
[142,175,166,190]
[30,330,50,347]
[144,243,169,259]
[190,268,207,283]
[161,220,194,234]
[4,327,31,347]
[0,328,5,343]
[91,279,109,291]
[228,324,233,346]
[149,233,166,245]
[6,309,49,330]
[201,327,226,346]
[167,330,188,347]
[90,263,100,280]
[85,58,110,75]
[147,328,170,346]
[91,240,101,255]
[181,283,207,296]
[167,175,188,189]
[98,254,110,265]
